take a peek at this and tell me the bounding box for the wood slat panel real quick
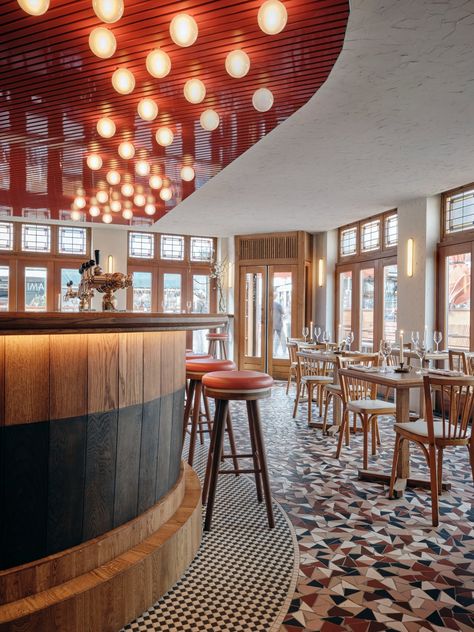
[88,334,119,413]
[49,334,88,421]
[143,332,162,402]
[4,335,50,426]
[155,394,173,502]
[137,399,161,514]
[114,404,142,527]
[118,333,144,408]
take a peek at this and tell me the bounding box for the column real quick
[313,230,338,337]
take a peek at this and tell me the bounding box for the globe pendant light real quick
[137,98,158,122]
[121,182,134,197]
[155,127,174,147]
[180,165,195,181]
[200,109,220,131]
[183,79,206,104]
[145,204,156,216]
[135,160,150,176]
[74,196,86,209]
[17,0,49,16]
[97,117,116,138]
[160,187,172,201]
[134,193,146,207]
[149,174,163,190]
[118,141,135,159]
[170,14,198,47]
[252,87,274,112]
[87,153,103,170]
[96,190,109,204]
[71,209,82,221]
[110,200,122,212]
[112,68,135,95]
[146,49,171,78]
[89,206,100,217]
[102,213,113,224]
[89,27,116,59]
[122,208,133,220]
[257,0,287,35]
[225,50,250,78]
[106,169,120,185]
[93,0,124,23]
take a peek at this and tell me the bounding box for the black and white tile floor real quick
[121,433,299,632]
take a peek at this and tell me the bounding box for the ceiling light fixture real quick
[112,68,135,95]
[89,27,116,59]
[225,50,250,78]
[200,109,220,131]
[97,117,116,138]
[137,98,158,121]
[110,200,122,212]
[183,78,206,104]
[134,193,146,207]
[122,208,133,220]
[17,0,49,16]
[135,160,150,176]
[170,14,198,47]
[92,0,124,23]
[160,187,172,201]
[252,87,274,111]
[106,169,121,185]
[118,141,135,159]
[96,190,109,204]
[121,182,134,197]
[102,213,113,224]
[87,154,103,170]
[149,174,163,189]
[146,49,171,78]
[70,209,82,221]
[155,127,174,147]
[180,165,195,181]
[89,206,101,217]
[257,0,287,35]
[74,196,86,209]
[145,204,156,216]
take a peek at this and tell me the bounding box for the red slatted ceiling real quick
[0,0,349,224]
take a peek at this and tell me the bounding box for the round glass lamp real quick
[110,200,122,212]
[112,68,135,95]
[118,141,135,159]
[74,196,86,209]
[106,169,120,185]
[252,87,274,112]
[102,213,113,224]
[180,165,195,181]
[89,206,100,217]
[87,154,102,171]
[92,0,124,23]
[89,27,116,59]
[137,98,158,121]
[155,127,174,147]
[200,109,219,131]
[225,50,250,78]
[160,187,172,201]
[145,204,156,216]
[170,14,198,47]
[17,0,49,16]
[134,193,146,207]
[135,160,150,176]
[149,175,163,189]
[122,208,133,220]
[97,117,116,138]
[146,49,171,78]
[257,0,287,35]
[183,78,206,104]
[121,183,134,197]
[96,190,109,204]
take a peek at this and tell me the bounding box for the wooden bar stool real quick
[207,332,229,359]
[183,357,237,467]
[202,369,275,532]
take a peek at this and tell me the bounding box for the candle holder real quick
[394,362,410,374]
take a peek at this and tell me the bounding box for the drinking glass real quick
[346,331,354,352]
[322,330,330,353]
[414,344,427,374]
[186,300,192,313]
[433,330,442,353]
[302,327,309,342]
[379,339,392,373]
[411,330,420,348]
[314,326,322,343]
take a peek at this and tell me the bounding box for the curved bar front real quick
[0,313,227,632]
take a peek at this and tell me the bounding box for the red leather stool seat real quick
[186,358,236,374]
[203,370,273,391]
[207,333,229,340]
[185,352,211,360]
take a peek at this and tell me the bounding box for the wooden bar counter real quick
[0,312,227,632]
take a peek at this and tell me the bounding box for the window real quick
[445,188,474,235]
[385,214,398,247]
[190,237,213,262]
[0,222,13,250]
[132,271,152,312]
[163,273,182,312]
[445,252,471,349]
[0,266,9,310]
[192,274,210,313]
[340,227,357,257]
[360,268,375,352]
[338,271,352,338]
[383,265,397,343]
[129,232,154,258]
[60,269,81,312]
[24,267,47,311]
[161,235,184,260]
[361,220,380,252]
[58,227,87,255]
[21,224,51,252]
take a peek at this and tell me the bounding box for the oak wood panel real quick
[87,334,119,413]
[0,466,201,632]
[114,405,142,528]
[143,332,162,402]
[4,335,49,425]
[0,467,186,605]
[49,335,88,420]
[137,399,161,514]
[155,394,173,502]
[169,388,185,487]
[173,332,186,393]
[118,333,143,408]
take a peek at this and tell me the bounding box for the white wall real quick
[314,230,338,336]
[91,227,129,311]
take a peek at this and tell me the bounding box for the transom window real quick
[361,220,380,252]
[0,222,13,250]
[340,227,357,257]
[385,214,398,247]
[444,188,474,235]
[58,227,87,255]
[190,237,213,262]
[21,224,51,252]
[161,235,184,260]
[129,232,154,258]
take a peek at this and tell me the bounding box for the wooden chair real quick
[389,375,474,526]
[286,341,298,394]
[293,353,333,423]
[448,349,470,374]
[336,357,396,468]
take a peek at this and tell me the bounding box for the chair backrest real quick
[287,341,298,363]
[336,355,379,404]
[297,352,333,377]
[423,374,474,441]
[297,342,326,351]
[448,350,469,374]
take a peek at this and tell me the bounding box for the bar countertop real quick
[0,312,229,335]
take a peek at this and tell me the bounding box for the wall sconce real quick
[107,255,114,274]
[318,258,324,287]
[406,238,414,277]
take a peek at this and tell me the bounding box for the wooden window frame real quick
[338,210,397,265]
[440,181,474,245]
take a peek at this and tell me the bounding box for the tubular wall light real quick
[318,258,324,287]
[406,238,414,277]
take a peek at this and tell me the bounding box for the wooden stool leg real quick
[389,433,402,498]
[250,401,275,529]
[336,410,348,458]
[307,383,313,424]
[188,381,202,467]
[202,399,221,505]
[428,444,439,527]
[182,379,196,443]
[203,394,213,437]
[204,399,229,531]
[371,416,377,456]
[225,409,240,474]
[362,415,369,470]
[246,401,263,503]
[221,340,228,359]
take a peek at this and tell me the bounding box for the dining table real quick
[338,366,452,496]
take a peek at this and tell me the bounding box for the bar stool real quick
[184,357,237,467]
[207,332,229,359]
[201,369,275,532]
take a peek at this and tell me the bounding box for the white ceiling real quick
[156,0,474,237]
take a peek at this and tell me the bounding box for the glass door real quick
[161,270,183,313]
[338,269,353,340]
[268,265,296,376]
[17,259,53,312]
[239,266,266,372]
[0,263,11,311]
[382,263,397,343]
[359,267,375,352]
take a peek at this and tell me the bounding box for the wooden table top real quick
[339,366,424,389]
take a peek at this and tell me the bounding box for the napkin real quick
[428,368,464,377]
[351,365,379,373]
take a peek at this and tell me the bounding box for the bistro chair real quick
[389,374,474,526]
[293,352,333,423]
[448,349,471,374]
[286,340,299,394]
[336,357,396,469]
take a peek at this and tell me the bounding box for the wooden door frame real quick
[267,264,298,377]
[0,256,18,312]
[238,265,267,372]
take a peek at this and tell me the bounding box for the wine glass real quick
[314,326,321,343]
[302,326,309,342]
[322,330,330,353]
[346,331,354,352]
[414,343,426,374]
[186,300,192,313]
[379,339,392,373]
[433,330,442,353]
[411,331,420,348]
